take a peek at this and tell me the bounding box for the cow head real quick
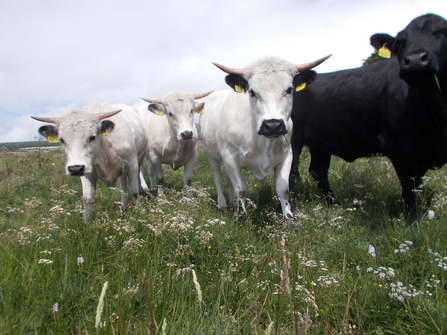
[141,91,213,141]
[213,55,330,138]
[32,109,121,176]
[371,14,447,88]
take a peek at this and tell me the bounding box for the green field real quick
[1,145,447,334]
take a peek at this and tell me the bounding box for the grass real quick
[1,145,447,334]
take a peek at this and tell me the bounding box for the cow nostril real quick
[68,165,85,175]
[421,52,428,63]
[181,131,193,140]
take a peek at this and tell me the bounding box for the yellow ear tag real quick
[295,82,307,92]
[197,108,203,114]
[234,85,245,93]
[378,45,391,58]
[155,110,164,115]
[100,129,109,136]
[47,135,59,143]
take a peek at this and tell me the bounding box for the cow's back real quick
[292,58,409,162]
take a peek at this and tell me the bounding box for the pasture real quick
[1,144,447,334]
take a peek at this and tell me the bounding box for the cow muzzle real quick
[258,119,287,138]
[67,165,86,176]
[181,130,194,141]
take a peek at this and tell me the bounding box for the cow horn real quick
[140,97,163,104]
[212,62,245,76]
[194,91,214,100]
[31,116,56,124]
[296,54,332,72]
[98,109,122,120]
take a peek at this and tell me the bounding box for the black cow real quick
[289,13,447,219]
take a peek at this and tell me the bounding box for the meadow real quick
[1,144,447,334]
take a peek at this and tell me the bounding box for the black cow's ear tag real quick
[378,45,391,58]
[47,135,59,143]
[234,85,245,93]
[296,82,307,92]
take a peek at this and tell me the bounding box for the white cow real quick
[200,55,330,220]
[32,102,147,222]
[139,91,213,197]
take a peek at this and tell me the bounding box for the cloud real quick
[0,0,446,141]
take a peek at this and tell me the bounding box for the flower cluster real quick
[394,241,413,254]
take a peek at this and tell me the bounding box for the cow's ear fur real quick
[38,125,59,142]
[225,74,249,93]
[195,102,205,114]
[294,70,317,91]
[148,103,166,116]
[99,120,115,136]
[370,33,396,54]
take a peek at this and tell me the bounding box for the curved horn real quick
[98,109,122,121]
[296,54,332,72]
[212,62,245,76]
[194,91,214,100]
[140,97,163,104]
[31,116,56,124]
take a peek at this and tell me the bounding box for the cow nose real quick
[181,131,193,140]
[68,165,85,175]
[259,119,287,138]
[402,51,429,72]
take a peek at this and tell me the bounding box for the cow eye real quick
[168,112,173,117]
[60,138,65,144]
[249,90,257,98]
[89,135,96,142]
[191,108,194,114]
[437,29,447,38]
[286,87,293,95]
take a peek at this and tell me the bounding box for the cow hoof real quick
[218,206,229,212]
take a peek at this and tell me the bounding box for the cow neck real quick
[418,75,447,132]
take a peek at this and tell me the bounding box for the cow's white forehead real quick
[243,57,297,81]
[162,91,195,106]
[55,110,99,131]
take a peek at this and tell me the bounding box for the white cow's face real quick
[148,92,204,141]
[223,58,302,138]
[37,110,116,176]
[246,71,294,137]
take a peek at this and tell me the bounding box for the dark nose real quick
[181,131,193,140]
[68,165,85,175]
[258,119,287,138]
[401,51,429,72]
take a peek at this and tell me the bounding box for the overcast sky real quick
[1,0,446,142]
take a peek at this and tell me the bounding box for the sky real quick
[1,0,446,142]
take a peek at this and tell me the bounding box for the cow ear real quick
[370,33,396,56]
[38,125,59,143]
[148,103,166,116]
[99,120,115,136]
[294,70,317,92]
[225,73,249,93]
[194,102,205,114]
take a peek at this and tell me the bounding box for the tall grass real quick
[1,145,447,334]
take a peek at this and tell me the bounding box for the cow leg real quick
[227,175,237,208]
[393,161,425,221]
[183,156,196,198]
[139,169,149,194]
[274,149,294,221]
[309,149,338,204]
[223,161,248,214]
[80,175,97,223]
[118,175,129,213]
[147,156,157,190]
[289,139,304,212]
[208,158,228,210]
[149,158,165,197]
